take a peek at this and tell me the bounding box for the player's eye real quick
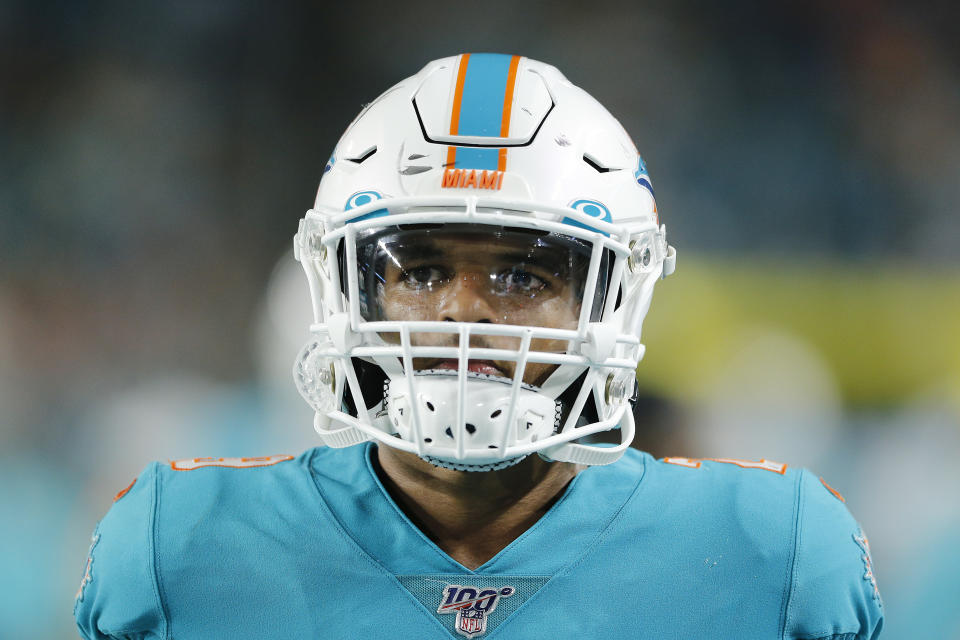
[400,265,448,289]
[496,267,548,296]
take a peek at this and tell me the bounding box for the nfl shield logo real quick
[458,609,485,636]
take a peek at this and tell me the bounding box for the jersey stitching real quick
[305,447,451,636]
[559,452,648,575]
[781,472,862,640]
[151,463,172,639]
[475,466,589,571]
[98,463,170,639]
[362,443,469,572]
[486,452,649,638]
[780,469,804,639]
[784,472,867,640]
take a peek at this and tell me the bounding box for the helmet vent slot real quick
[347,146,378,164]
[582,153,619,173]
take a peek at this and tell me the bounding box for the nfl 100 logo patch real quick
[438,584,515,638]
[397,574,547,637]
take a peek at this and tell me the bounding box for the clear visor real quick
[346,225,608,382]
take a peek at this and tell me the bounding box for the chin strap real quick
[313,412,373,448]
[313,400,637,467]
[538,408,636,466]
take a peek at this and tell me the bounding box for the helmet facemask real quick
[344,224,608,469]
[293,196,655,469]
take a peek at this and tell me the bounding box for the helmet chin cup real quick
[386,372,558,465]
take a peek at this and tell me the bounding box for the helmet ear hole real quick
[340,358,388,416]
[554,371,601,432]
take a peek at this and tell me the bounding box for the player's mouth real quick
[426,359,509,377]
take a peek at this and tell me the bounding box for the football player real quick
[75,54,883,639]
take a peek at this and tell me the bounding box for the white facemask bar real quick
[314,393,634,462]
[304,315,641,463]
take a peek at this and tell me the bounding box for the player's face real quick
[368,229,588,385]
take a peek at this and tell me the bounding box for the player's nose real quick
[438,272,496,323]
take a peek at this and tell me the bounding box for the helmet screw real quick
[605,370,635,406]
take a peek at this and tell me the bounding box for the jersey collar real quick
[307,443,648,575]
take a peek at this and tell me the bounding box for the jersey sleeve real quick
[783,470,883,640]
[74,463,168,640]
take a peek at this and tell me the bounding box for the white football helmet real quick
[293,53,675,470]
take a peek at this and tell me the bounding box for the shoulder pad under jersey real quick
[784,470,883,639]
[75,462,167,640]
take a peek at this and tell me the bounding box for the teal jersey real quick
[74,445,882,639]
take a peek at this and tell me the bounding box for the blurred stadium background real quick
[2,1,958,637]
